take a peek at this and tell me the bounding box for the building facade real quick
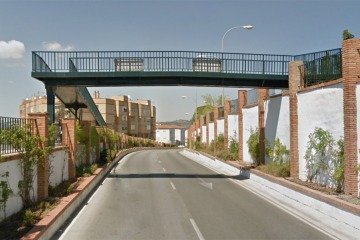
[20,91,156,140]
[156,125,186,145]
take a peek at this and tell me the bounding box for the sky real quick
[0,0,359,122]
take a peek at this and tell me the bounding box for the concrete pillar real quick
[28,113,49,200]
[289,61,303,178]
[62,118,77,179]
[258,89,269,165]
[342,39,360,195]
[45,86,55,124]
[238,90,247,162]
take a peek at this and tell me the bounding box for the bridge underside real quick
[32,72,289,88]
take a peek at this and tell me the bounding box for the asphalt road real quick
[56,149,332,240]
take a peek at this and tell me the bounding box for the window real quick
[122,126,127,131]
[121,107,127,112]
[146,125,151,130]
[131,125,136,130]
[122,115,127,121]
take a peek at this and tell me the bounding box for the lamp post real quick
[181,89,198,121]
[221,25,253,106]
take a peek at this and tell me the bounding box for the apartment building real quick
[20,91,156,140]
[156,125,186,145]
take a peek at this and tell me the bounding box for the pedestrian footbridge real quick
[31,49,342,125]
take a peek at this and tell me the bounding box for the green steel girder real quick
[32,72,289,89]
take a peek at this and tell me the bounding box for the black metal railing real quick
[0,117,36,155]
[32,51,294,75]
[295,48,342,87]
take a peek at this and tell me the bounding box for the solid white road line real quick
[170,181,176,190]
[190,218,205,240]
[162,167,166,172]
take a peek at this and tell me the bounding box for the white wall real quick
[208,122,215,143]
[49,149,69,187]
[0,148,70,222]
[175,129,182,144]
[297,83,344,183]
[201,126,206,143]
[217,119,224,136]
[0,158,27,221]
[242,106,259,163]
[264,95,290,163]
[156,129,170,144]
[228,114,239,146]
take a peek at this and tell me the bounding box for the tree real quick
[202,94,229,107]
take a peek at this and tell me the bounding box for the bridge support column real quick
[289,61,303,178]
[46,86,55,124]
[238,90,247,162]
[258,89,269,165]
[342,38,360,195]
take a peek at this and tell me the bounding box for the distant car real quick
[178,145,185,148]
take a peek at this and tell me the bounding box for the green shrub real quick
[266,138,289,165]
[247,127,259,165]
[258,161,290,177]
[22,209,37,227]
[76,163,98,177]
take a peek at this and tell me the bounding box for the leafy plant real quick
[247,127,260,165]
[257,161,290,177]
[266,138,290,165]
[0,171,13,219]
[0,123,51,206]
[229,131,239,157]
[304,127,334,182]
[22,209,37,227]
[333,138,344,193]
[343,29,354,40]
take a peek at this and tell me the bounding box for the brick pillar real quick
[289,61,303,178]
[62,118,77,179]
[258,89,269,165]
[206,112,210,147]
[342,39,360,195]
[28,113,49,200]
[214,107,219,140]
[199,116,204,144]
[224,100,231,150]
[238,90,247,162]
[80,120,91,164]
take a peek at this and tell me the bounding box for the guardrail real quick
[32,51,294,76]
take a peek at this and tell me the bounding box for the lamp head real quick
[243,25,253,30]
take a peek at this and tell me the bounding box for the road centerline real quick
[190,218,205,240]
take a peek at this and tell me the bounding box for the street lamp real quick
[181,95,197,121]
[221,24,253,106]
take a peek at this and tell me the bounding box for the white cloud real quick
[42,41,74,51]
[0,40,25,59]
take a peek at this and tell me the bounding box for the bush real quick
[22,209,37,227]
[258,162,290,177]
[76,163,98,177]
[247,127,260,165]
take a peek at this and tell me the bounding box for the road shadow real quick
[107,172,248,181]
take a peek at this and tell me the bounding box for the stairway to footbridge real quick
[31,49,342,125]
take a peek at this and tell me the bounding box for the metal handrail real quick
[32,51,294,76]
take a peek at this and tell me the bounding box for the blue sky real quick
[0,0,358,121]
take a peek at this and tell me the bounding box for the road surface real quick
[55,149,332,240]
